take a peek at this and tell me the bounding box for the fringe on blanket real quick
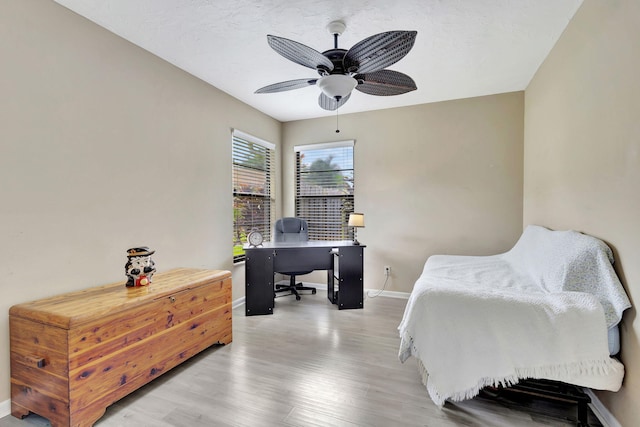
[402,333,623,407]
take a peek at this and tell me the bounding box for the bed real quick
[398,225,631,415]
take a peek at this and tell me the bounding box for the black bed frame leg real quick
[577,400,589,427]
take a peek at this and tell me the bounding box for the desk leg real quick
[245,250,274,316]
[336,246,364,310]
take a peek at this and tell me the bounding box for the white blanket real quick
[398,225,631,406]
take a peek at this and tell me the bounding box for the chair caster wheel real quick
[312,289,317,294]
[296,295,301,301]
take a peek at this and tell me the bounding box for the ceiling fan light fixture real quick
[317,74,357,100]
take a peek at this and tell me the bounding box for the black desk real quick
[244,240,365,316]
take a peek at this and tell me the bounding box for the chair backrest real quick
[273,217,309,243]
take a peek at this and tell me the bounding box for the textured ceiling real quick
[53,0,583,122]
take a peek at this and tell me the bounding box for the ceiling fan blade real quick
[354,70,417,96]
[318,93,351,111]
[255,78,318,94]
[267,35,334,72]
[344,31,417,74]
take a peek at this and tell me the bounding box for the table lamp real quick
[348,212,365,245]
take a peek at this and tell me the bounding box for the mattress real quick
[608,325,620,355]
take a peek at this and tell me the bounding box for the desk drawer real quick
[273,247,333,271]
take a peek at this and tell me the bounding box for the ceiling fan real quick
[255,21,418,111]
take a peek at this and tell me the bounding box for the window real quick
[232,130,275,262]
[295,140,354,241]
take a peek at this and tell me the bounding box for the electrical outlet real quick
[384,266,391,276]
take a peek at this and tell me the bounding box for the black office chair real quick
[273,217,317,301]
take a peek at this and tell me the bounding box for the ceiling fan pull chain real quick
[335,107,340,133]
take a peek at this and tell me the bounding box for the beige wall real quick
[282,93,524,294]
[0,0,280,404]
[524,0,640,425]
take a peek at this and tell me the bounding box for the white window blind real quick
[294,140,354,241]
[232,130,275,262]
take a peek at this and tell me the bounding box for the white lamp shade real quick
[317,75,358,100]
[348,212,365,227]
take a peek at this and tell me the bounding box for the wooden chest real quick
[9,268,232,427]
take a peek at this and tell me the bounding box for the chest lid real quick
[9,268,230,330]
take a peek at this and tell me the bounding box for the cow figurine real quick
[125,247,156,287]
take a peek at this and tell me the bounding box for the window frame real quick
[294,140,355,241]
[232,129,275,263]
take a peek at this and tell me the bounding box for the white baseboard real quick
[232,296,245,309]
[365,289,410,299]
[0,399,10,418]
[585,389,621,427]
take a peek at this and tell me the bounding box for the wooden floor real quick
[1,292,603,427]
